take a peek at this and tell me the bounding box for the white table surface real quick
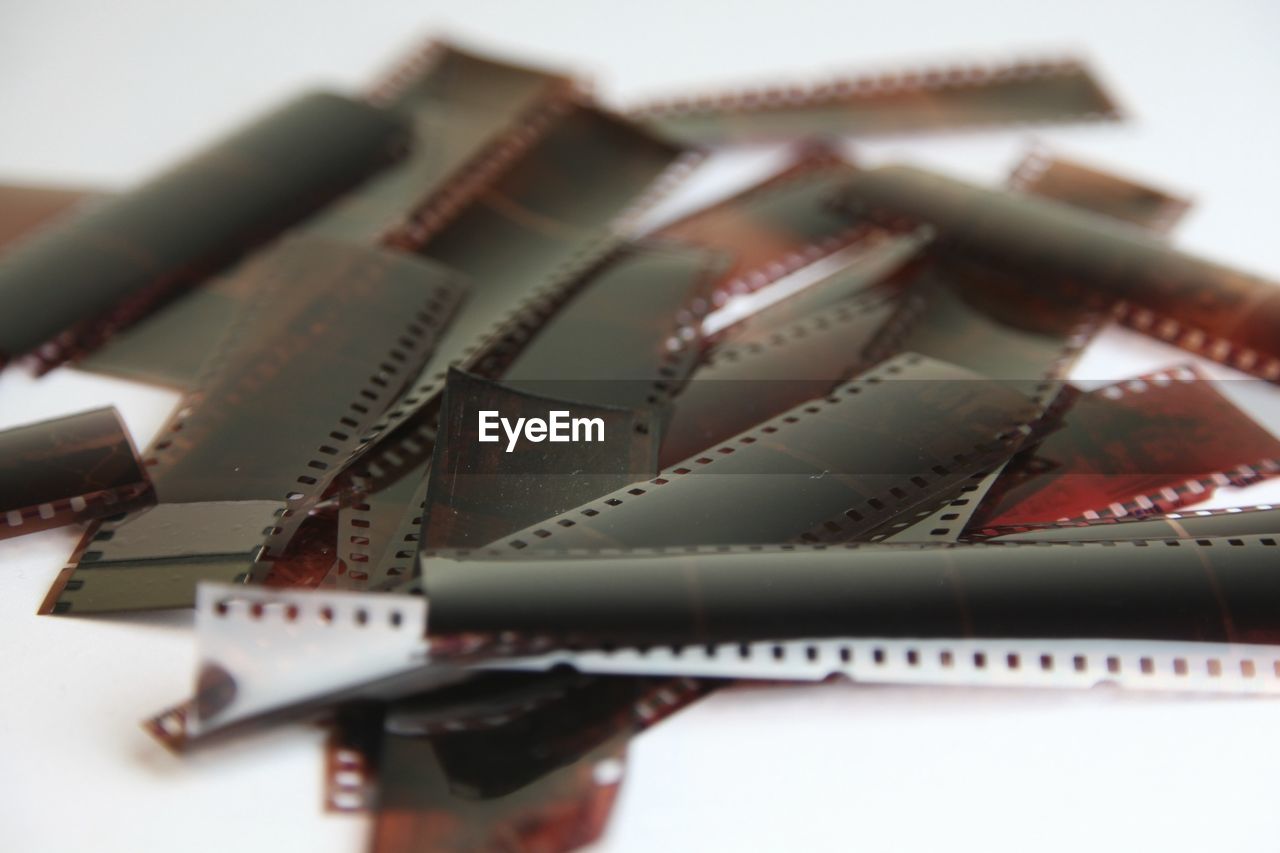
[3,1,1280,850]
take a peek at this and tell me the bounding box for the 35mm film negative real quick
[629,57,1120,144]
[151,534,1280,748]
[0,407,151,539]
[969,366,1280,529]
[411,536,1280,646]
[0,92,410,371]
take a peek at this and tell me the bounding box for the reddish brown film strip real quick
[967,366,1280,530]
[630,57,1120,144]
[0,407,152,540]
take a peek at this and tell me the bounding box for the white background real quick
[3,1,1280,851]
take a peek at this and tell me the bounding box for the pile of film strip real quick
[5,38,1280,851]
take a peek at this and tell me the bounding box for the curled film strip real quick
[0,407,152,540]
[150,534,1280,748]
[840,163,1280,382]
[413,537,1280,648]
[80,42,579,391]
[0,92,410,372]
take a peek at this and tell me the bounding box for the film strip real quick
[0,407,151,540]
[353,41,579,244]
[252,515,340,591]
[152,534,1280,748]
[839,164,1280,382]
[323,672,592,813]
[658,287,908,466]
[407,247,716,550]
[880,464,1009,543]
[0,92,410,372]
[493,637,1280,696]
[486,353,1041,551]
[40,500,285,614]
[146,584,442,748]
[982,503,1280,542]
[370,675,707,851]
[150,578,705,747]
[967,366,1280,529]
[1008,149,1191,236]
[660,214,1097,499]
[40,237,466,615]
[629,57,1121,144]
[413,536,1280,647]
[371,699,627,853]
[81,43,578,391]
[323,464,429,592]
[325,704,385,813]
